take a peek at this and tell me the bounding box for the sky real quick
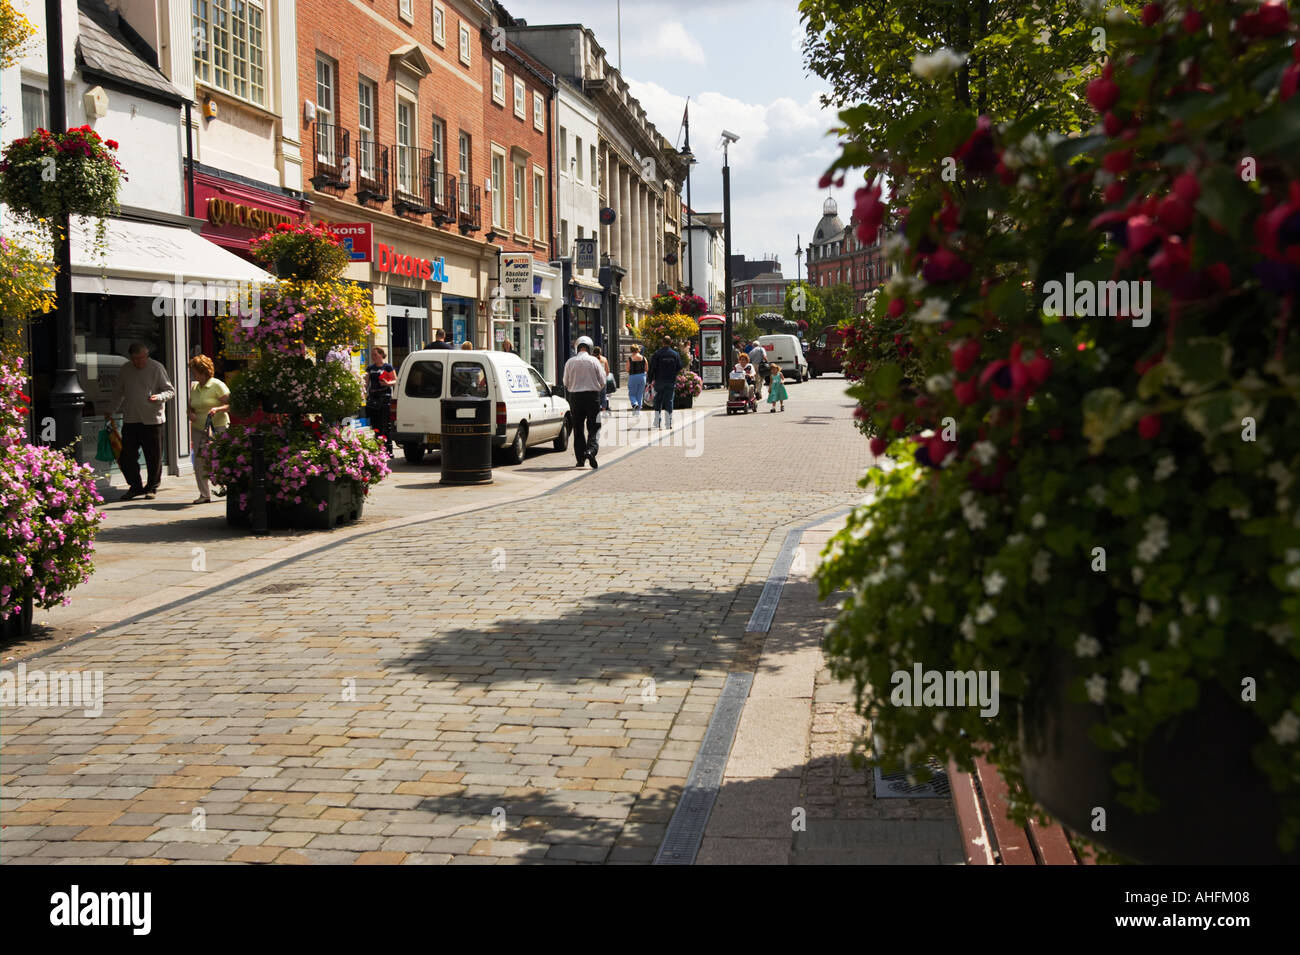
[506,0,851,278]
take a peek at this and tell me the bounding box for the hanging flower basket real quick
[250,222,350,282]
[0,126,125,225]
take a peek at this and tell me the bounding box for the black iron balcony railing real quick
[432,172,456,225]
[458,182,481,234]
[393,145,435,216]
[356,140,389,204]
[311,122,350,191]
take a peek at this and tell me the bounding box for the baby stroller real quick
[726,374,758,414]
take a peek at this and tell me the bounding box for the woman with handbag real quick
[365,346,397,456]
[187,355,231,504]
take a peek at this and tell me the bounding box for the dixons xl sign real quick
[375,242,448,282]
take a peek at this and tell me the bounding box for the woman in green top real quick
[187,354,231,504]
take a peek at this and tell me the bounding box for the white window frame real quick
[513,161,526,236]
[358,78,377,179]
[431,116,446,205]
[314,54,337,165]
[513,78,526,120]
[558,126,567,170]
[396,90,418,197]
[459,131,472,212]
[532,166,545,245]
[492,61,505,106]
[532,92,544,132]
[459,23,471,67]
[490,145,507,228]
[432,2,445,45]
[574,136,584,182]
[193,0,268,107]
[399,0,413,23]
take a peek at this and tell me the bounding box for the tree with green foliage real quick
[800,0,1109,164]
[816,282,860,332]
[783,280,825,337]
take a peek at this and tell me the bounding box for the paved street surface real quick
[1,376,961,864]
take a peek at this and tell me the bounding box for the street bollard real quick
[250,432,269,534]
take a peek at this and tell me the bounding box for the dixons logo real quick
[376,243,447,282]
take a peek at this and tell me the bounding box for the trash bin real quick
[440,397,493,485]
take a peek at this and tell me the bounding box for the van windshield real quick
[450,362,489,398]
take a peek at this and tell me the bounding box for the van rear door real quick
[398,356,446,445]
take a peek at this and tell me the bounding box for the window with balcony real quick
[533,92,544,132]
[513,163,526,236]
[358,78,376,179]
[459,23,470,66]
[432,3,445,45]
[492,62,505,106]
[431,117,446,206]
[315,55,336,165]
[533,168,544,244]
[491,148,505,228]
[396,97,417,197]
[513,78,526,120]
[193,0,267,106]
[458,131,472,211]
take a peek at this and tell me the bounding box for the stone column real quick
[620,162,632,282]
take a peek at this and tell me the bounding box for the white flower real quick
[1268,461,1293,492]
[960,615,976,641]
[1168,620,1181,646]
[922,605,935,622]
[913,297,950,325]
[1288,549,1300,565]
[881,233,908,258]
[926,373,953,393]
[1230,505,1250,520]
[1031,550,1051,584]
[1006,533,1025,547]
[1106,5,1129,24]
[971,441,997,466]
[1093,348,1109,369]
[1137,514,1170,563]
[1132,566,1145,584]
[911,48,968,81]
[964,503,987,531]
[1088,484,1107,505]
[933,711,948,732]
[1138,659,1150,676]
[1125,475,1140,494]
[1288,568,1300,591]
[1154,456,1176,482]
[1136,603,1152,627]
[1270,711,1300,745]
[1180,593,1197,616]
[1033,27,1051,45]
[1085,674,1107,704]
[983,570,1006,596]
[1017,173,1035,192]
[1031,512,1046,529]
[1206,594,1220,619]
[889,542,905,559]
[1074,633,1102,658]
[974,602,996,625]
[1269,623,1293,645]
[929,570,945,584]
[1119,668,1141,695]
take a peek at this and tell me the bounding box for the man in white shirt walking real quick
[562,335,607,469]
[105,342,175,500]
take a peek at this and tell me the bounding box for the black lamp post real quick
[45,0,85,460]
[721,131,738,368]
[680,109,695,295]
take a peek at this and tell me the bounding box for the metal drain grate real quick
[654,672,753,865]
[253,582,310,594]
[873,760,951,799]
[746,530,802,633]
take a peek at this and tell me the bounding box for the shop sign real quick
[376,242,448,282]
[575,237,597,271]
[571,286,603,309]
[501,253,534,298]
[206,198,294,233]
[328,222,373,262]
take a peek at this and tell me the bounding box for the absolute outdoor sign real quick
[501,253,534,298]
[375,242,448,282]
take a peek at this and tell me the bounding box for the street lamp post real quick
[796,234,803,286]
[720,130,738,368]
[680,109,695,295]
[45,0,85,460]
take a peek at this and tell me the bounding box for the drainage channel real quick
[655,505,854,865]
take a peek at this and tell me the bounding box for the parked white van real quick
[755,334,809,383]
[392,349,571,465]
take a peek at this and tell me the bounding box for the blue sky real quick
[506,0,853,276]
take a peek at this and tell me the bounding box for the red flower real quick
[1150,235,1192,288]
[1103,181,1126,205]
[869,437,888,456]
[1283,63,1300,102]
[1172,173,1200,204]
[1126,213,1162,252]
[1103,111,1124,137]
[887,297,906,318]
[1238,1,1290,38]
[923,247,971,283]
[818,172,833,189]
[951,339,980,373]
[954,115,998,176]
[1141,3,1163,27]
[1138,414,1161,439]
[1156,194,1194,233]
[1087,77,1120,113]
[890,415,906,433]
[1183,9,1203,33]
[1206,262,1232,291]
[1103,149,1134,174]
[105,139,119,150]
[953,379,979,406]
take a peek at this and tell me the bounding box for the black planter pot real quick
[1020,653,1299,864]
[1,595,34,639]
[675,393,694,409]
[225,478,364,530]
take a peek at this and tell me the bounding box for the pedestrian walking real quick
[105,342,175,500]
[460,340,473,350]
[767,362,789,413]
[562,335,607,469]
[186,355,230,504]
[626,344,647,418]
[749,341,770,398]
[592,345,612,412]
[430,329,453,349]
[365,346,396,456]
[648,335,682,429]
[501,339,514,353]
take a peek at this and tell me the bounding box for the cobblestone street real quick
[0,378,957,864]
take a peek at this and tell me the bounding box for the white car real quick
[755,334,809,383]
[392,349,571,465]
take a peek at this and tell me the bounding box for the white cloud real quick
[629,21,707,66]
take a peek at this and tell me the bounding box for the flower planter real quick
[675,393,694,409]
[0,128,124,224]
[1,595,34,639]
[225,477,364,530]
[1019,652,1299,864]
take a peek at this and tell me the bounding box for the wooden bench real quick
[948,755,1096,865]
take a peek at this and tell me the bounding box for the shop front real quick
[28,213,274,485]
[496,253,560,380]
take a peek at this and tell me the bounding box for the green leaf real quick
[1195,166,1253,237]
[1244,96,1300,156]
[873,361,903,397]
[1166,337,1231,394]
[1082,387,1125,454]
[1136,362,1168,400]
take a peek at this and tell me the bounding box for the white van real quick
[755,334,808,383]
[392,350,571,465]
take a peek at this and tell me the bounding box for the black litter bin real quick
[440,397,493,485]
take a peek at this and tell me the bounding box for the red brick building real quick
[806,197,890,308]
[295,0,559,373]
